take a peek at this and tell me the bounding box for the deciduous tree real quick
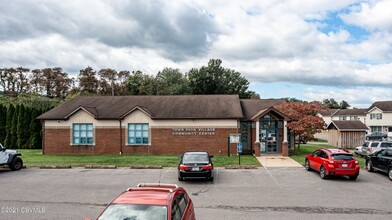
[188,59,253,98]
[276,102,325,154]
[79,67,98,94]
[98,68,117,96]
[156,68,190,95]
[126,70,157,95]
[339,100,350,109]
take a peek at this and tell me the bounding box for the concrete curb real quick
[39,165,72,169]
[225,165,259,169]
[130,165,162,169]
[85,165,117,169]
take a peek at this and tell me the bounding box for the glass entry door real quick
[260,128,278,153]
[259,114,279,154]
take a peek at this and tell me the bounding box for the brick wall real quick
[43,127,237,155]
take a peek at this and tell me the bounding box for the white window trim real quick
[71,123,95,145]
[126,123,150,145]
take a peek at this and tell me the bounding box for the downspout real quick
[42,121,45,155]
[249,121,253,155]
[119,119,123,155]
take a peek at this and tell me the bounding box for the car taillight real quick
[367,148,372,152]
[179,165,190,171]
[354,161,358,164]
[201,165,212,170]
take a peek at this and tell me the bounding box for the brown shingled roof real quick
[318,109,339,116]
[240,99,286,120]
[368,101,392,112]
[37,95,243,120]
[327,120,368,131]
[333,108,367,116]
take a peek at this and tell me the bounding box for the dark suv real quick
[366,149,392,181]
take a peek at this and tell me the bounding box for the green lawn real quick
[289,144,366,168]
[17,149,260,167]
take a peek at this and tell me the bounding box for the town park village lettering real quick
[172,128,216,136]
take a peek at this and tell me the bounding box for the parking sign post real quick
[237,142,243,165]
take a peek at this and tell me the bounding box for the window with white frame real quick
[128,123,149,145]
[72,123,94,144]
[371,126,382,132]
[350,116,358,120]
[339,116,346,121]
[370,113,382,120]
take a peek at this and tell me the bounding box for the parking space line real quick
[157,167,172,182]
[215,167,218,185]
[263,166,281,188]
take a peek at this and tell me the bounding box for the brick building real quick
[37,95,290,155]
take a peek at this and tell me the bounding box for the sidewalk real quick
[257,155,303,167]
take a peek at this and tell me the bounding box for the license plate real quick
[342,163,348,167]
[191,167,200,171]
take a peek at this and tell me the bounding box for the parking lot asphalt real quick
[1,166,392,220]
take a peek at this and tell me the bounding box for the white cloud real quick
[304,87,392,108]
[340,0,392,32]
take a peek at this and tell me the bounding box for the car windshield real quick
[331,154,354,160]
[183,153,209,163]
[98,204,167,220]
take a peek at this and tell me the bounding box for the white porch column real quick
[283,121,288,142]
[255,121,260,143]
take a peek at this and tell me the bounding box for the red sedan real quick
[305,148,360,180]
[87,183,195,220]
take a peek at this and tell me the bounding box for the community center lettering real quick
[172,128,216,136]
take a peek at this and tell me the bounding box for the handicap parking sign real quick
[237,142,243,154]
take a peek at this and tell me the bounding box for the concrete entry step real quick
[257,155,303,167]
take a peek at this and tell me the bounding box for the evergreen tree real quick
[16,105,26,147]
[9,105,20,148]
[29,108,42,149]
[23,106,32,147]
[0,105,6,143]
[4,105,15,148]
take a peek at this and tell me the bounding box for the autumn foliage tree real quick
[276,102,325,154]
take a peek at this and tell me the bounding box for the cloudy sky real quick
[1,0,391,107]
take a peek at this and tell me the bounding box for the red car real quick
[88,183,195,220]
[305,148,360,180]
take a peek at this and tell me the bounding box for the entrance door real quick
[260,128,278,153]
[259,114,280,154]
[266,128,278,153]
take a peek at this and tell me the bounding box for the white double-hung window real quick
[128,123,149,145]
[370,113,382,120]
[72,123,94,144]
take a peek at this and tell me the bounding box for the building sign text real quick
[172,128,216,136]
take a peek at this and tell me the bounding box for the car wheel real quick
[366,161,374,172]
[388,168,392,181]
[320,166,328,179]
[305,159,311,171]
[209,176,214,182]
[349,175,358,181]
[10,157,23,171]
